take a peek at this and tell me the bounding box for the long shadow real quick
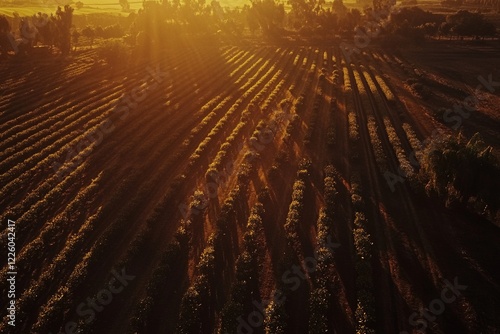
[379,172,500,333]
[458,109,500,151]
[421,75,470,100]
[67,42,246,334]
[0,54,68,123]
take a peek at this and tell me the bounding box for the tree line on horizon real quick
[0,5,74,56]
[0,0,498,57]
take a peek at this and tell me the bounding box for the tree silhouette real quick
[0,15,13,56]
[32,13,54,47]
[55,5,74,55]
[248,0,285,35]
[0,15,9,34]
[446,10,496,39]
[420,133,500,217]
[72,29,80,50]
[18,18,37,54]
[82,26,95,47]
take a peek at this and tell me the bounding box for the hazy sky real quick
[73,0,249,7]
[70,0,353,8]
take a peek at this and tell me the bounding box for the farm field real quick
[1,36,500,334]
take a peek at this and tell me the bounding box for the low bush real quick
[98,40,129,65]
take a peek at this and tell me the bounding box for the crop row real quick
[28,175,173,333]
[262,161,317,334]
[371,69,395,103]
[0,73,90,137]
[261,79,286,114]
[327,98,337,147]
[81,49,276,320]
[187,97,235,167]
[128,220,190,333]
[206,120,247,180]
[294,55,315,114]
[224,47,250,63]
[0,106,114,235]
[151,49,296,332]
[353,212,376,334]
[18,87,218,330]
[199,48,293,215]
[302,56,308,67]
[29,225,111,333]
[264,166,290,334]
[332,60,341,86]
[234,57,265,86]
[77,172,192,333]
[204,62,292,179]
[189,98,243,167]
[229,51,253,77]
[0,95,83,159]
[308,165,338,333]
[0,43,242,193]
[264,298,288,334]
[0,170,138,321]
[0,175,102,334]
[5,208,103,332]
[177,153,257,333]
[225,50,246,65]
[0,142,96,253]
[0,85,125,179]
[352,64,387,171]
[309,208,334,334]
[353,69,372,117]
[243,67,282,101]
[0,64,130,150]
[0,45,201,153]
[350,173,376,334]
[304,72,326,146]
[361,68,386,108]
[293,53,301,66]
[383,118,414,177]
[294,93,306,115]
[239,60,272,93]
[366,116,388,172]
[0,92,119,193]
[1,167,100,279]
[219,202,265,333]
[402,123,423,159]
[229,51,268,84]
[362,67,418,178]
[284,160,312,254]
[187,95,227,140]
[282,113,300,145]
[361,68,413,174]
[344,67,359,144]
